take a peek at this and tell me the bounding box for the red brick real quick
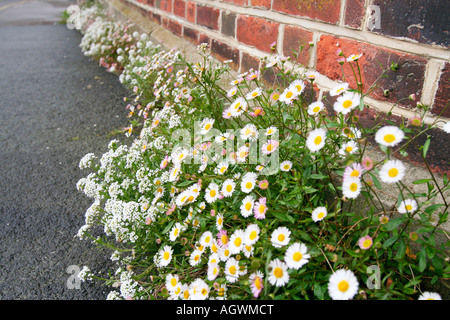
[160,0,172,13]
[211,40,240,70]
[168,19,182,37]
[236,15,279,53]
[183,26,199,44]
[197,5,220,30]
[272,0,341,24]
[432,62,450,118]
[282,25,313,66]
[186,2,196,23]
[199,33,211,46]
[251,0,271,9]
[316,35,427,108]
[146,0,155,7]
[345,0,365,29]
[173,0,186,18]
[241,52,260,72]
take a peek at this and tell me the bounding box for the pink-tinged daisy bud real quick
[258,180,269,189]
[210,210,216,217]
[361,156,374,171]
[336,48,343,56]
[408,93,416,101]
[337,57,346,65]
[409,116,422,127]
[145,217,152,225]
[270,41,277,51]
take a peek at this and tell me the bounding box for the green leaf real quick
[383,235,399,248]
[271,211,295,223]
[422,136,431,158]
[370,173,382,189]
[424,204,444,215]
[418,249,427,272]
[383,218,403,231]
[313,284,325,300]
[412,178,432,185]
[395,238,406,259]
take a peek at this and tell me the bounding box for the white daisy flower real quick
[306,128,327,152]
[339,140,359,156]
[207,262,220,281]
[379,159,406,184]
[243,244,254,258]
[205,182,220,203]
[270,226,291,248]
[236,145,249,163]
[165,274,179,293]
[190,278,209,300]
[171,147,190,164]
[265,126,277,136]
[375,126,405,147]
[418,291,442,300]
[290,79,305,96]
[229,229,245,254]
[261,139,279,155]
[307,101,324,116]
[224,257,240,283]
[328,269,359,300]
[268,259,289,287]
[342,177,362,199]
[333,92,361,115]
[199,117,215,135]
[244,223,260,246]
[241,172,257,193]
[284,242,310,269]
[279,86,296,104]
[329,82,349,96]
[169,222,183,241]
[347,53,363,62]
[215,161,229,175]
[218,246,232,262]
[240,123,259,141]
[246,87,262,100]
[312,206,327,222]
[227,86,238,97]
[199,231,214,248]
[221,179,236,197]
[158,245,173,267]
[216,213,224,230]
[230,97,247,117]
[343,163,364,180]
[280,160,293,172]
[398,199,418,214]
[189,249,202,266]
[240,195,255,217]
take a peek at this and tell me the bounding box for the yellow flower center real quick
[174,228,179,236]
[383,134,396,143]
[221,235,228,245]
[343,100,353,108]
[362,239,372,248]
[295,85,302,92]
[272,93,280,100]
[245,202,252,211]
[293,252,303,262]
[249,231,257,240]
[163,252,170,260]
[252,91,258,97]
[254,277,262,289]
[170,278,177,286]
[338,280,349,292]
[350,170,360,177]
[277,234,285,242]
[210,189,216,197]
[184,290,190,299]
[204,123,211,131]
[273,267,283,278]
[317,212,325,219]
[313,106,320,113]
[229,265,237,275]
[226,185,232,192]
[245,182,253,189]
[388,168,398,178]
[349,183,358,192]
[314,136,322,145]
[345,146,353,152]
[234,237,242,247]
[205,236,211,243]
[405,204,413,211]
[267,144,273,151]
[258,204,266,214]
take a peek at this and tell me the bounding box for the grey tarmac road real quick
[0,0,132,299]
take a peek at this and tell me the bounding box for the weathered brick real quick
[146,0,155,7]
[168,19,182,37]
[197,5,220,30]
[236,15,279,52]
[211,40,240,70]
[251,0,271,9]
[282,25,313,66]
[432,62,450,118]
[221,11,236,38]
[316,35,427,108]
[159,0,172,13]
[199,33,211,46]
[345,0,365,29]
[186,1,196,23]
[272,0,341,24]
[241,51,260,73]
[371,0,449,47]
[173,0,186,18]
[183,26,199,44]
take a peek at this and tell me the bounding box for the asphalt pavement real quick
[0,0,131,299]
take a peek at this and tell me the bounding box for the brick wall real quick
[111,0,450,126]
